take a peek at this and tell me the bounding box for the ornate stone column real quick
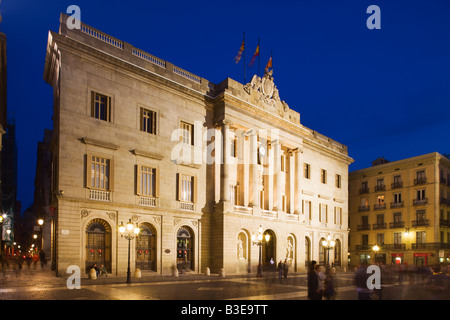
[248,129,258,207]
[272,139,281,211]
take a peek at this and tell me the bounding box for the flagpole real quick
[257,37,260,76]
[243,32,246,83]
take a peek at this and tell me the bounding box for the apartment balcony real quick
[440,177,447,185]
[358,205,370,212]
[357,224,371,231]
[390,201,404,209]
[391,181,403,189]
[440,198,450,206]
[372,223,387,230]
[373,203,386,210]
[359,187,370,194]
[375,185,386,192]
[414,177,427,185]
[412,242,450,250]
[355,244,373,251]
[389,221,405,229]
[440,219,450,227]
[412,219,429,227]
[382,244,406,250]
[413,198,428,206]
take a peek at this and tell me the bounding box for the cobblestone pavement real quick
[0,264,448,301]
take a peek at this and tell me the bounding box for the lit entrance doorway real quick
[177,226,194,271]
[85,219,111,273]
[135,223,156,271]
[262,229,275,270]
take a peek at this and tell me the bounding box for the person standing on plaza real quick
[355,260,372,300]
[283,259,289,279]
[307,260,322,300]
[323,267,336,300]
[277,260,284,279]
[424,264,447,300]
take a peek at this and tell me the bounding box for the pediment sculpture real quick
[243,70,290,116]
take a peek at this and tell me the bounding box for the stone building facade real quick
[44,13,353,277]
[349,153,450,267]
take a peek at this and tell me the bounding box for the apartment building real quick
[349,153,450,267]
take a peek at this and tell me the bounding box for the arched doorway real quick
[319,237,326,265]
[262,229,275,270]
[334,239,341,267]
[136,223,157,271]
[85,219,111,272]
[177,226,194,271]
[305,236,311,269]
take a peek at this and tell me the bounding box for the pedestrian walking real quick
[307,261,322,300]
[283,259,289,279]
[316,264,325,297]
[32,253,39,270]
[424,264,447,300]
[355,260,372,300]
[277,260,284,279]
[323,267,336,300]
[39,250,46,268]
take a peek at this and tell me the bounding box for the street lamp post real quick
[372,245,380,264]
[119,219,140,283]
[251,225,270,277]
[322,235,335,267]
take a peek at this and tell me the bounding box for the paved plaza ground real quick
[1,263,448,301]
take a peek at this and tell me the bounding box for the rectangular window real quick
[335,207,342,225]
[377,233,385,245]
[91,92,111,122]
[321,169,327,184]
[141,108,157,135]
[230,138,237,158]
[394,232,402,245]
[179,174,193,202]
[90,156,110,190]
[393,212,402,223]
[304,163,310,179]
[319,204,328,222]
[417,189,426,200]
[394,193,402,203]
[303,200,312,220]
[230,185,238,205]
[335,174,341,188]
[180,121,194,145]
[139,166,156,197]
[416,231,426,244]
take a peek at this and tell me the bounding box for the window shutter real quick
[136,165,142,195]
[86,154,93,188]
[155,168,160,198]
[193,176,197,203]
[176,173,181,201]
[108,158,114,191]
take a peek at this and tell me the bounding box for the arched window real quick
[85,219,111,272]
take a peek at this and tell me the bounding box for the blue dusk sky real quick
[0,0,449,212]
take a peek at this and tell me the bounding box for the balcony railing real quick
[413,198,428,206]
[382,244,406,250]
[89,189,111,202]
[372,223,387,230]
[358,205,370,212]
[440,198,450,206]
[440,219,449,227]
[412,219,429,227]
[355,244,373,251]
[375,185,386,192]
[440,177,447,185]
[373,203,386,210]
[357,224,371,231]
[139,196,157,207]
[414,177,427,185]
[359,187,370,194]
[412,242,450,250]
[391,181,403,189]
[389,221,405,229]
[390,201,404,208]
[179,201,194,211]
